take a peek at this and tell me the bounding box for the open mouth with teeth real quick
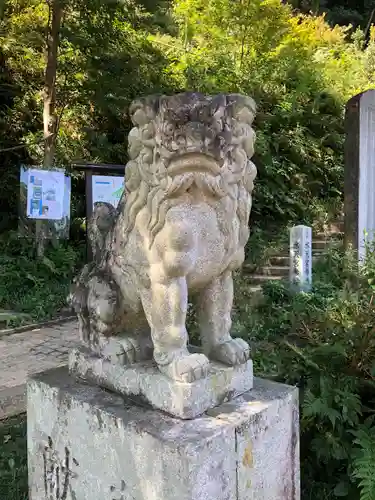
[167,153,222,177]
[162,152,229,201]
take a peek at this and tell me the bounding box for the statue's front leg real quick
[140,220,210,382]
[142,272,209,383]
[197,270,250,365]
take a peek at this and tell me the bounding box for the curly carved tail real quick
[88,202,117,263]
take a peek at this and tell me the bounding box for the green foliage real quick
[245,226,289,267]
[288,0,375,30]
[155,1,375,229]
[0,311,32,329]
[2,0,375,235]
[0,0,174,232]
[0,415,27,500]
[231,244,375,499]
[0,232,84,325]
[351,425,375,500]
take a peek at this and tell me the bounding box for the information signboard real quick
[19,166,71,239]
[92,175,124,209]
[26,168,65,220]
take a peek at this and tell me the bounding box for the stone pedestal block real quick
[69,346,253,419]
[27,367,300,500]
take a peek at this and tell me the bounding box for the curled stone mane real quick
[121,92,257,248]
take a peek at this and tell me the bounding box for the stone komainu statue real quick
[69,92,257,384]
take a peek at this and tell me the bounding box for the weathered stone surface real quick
[207,379,300,499]
[28,367,300,500]
[289,225,312,291]
[69,346,253,419]
[68,92,257,386]
[345,89,375,259]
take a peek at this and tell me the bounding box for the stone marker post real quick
[28,92,300,500]
[345,90,375,260]
[290,225,312,292]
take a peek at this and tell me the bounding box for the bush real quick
[0,415,27,500]
[0,231,85,326]
[3,1,375,238]
[232,245,375,499]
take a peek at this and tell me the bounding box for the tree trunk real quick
[365,9,375,46]
[43,0,62,168]
[36,0,63,258]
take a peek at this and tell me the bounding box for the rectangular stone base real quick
[28,367,300,500]
[69,346,253,419]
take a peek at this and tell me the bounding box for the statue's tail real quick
[88,202,117,263]
[67,202,117,316]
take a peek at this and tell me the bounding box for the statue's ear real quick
[129,96,158,126]
[226,94,256,124]
[129,99,144,126]
[211,94,227,118]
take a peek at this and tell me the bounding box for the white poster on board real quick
[92,175,124,209]
[26,168,65,220]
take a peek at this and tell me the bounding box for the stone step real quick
[244,229,343,274]
[271,249,326,259]
[247,275,284,284]
[312,240,329,250]
[313,240,342,251]
[256,265,289,277]
[244,250,327,268]
[315,231,344,240]
[324,221,344,234]
[246,253,326,271]
[242,264,288,276]
[268,255,289,266]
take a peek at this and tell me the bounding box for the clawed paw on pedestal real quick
[96,335,251,385]
[158,352,210,383]
[209,338,251,366]
[157,338,251,384]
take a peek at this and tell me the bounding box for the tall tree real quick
[36,0,64,257]
[43,0,63,170]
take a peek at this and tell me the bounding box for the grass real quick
[302,478,336,499]
[0,414,27,500]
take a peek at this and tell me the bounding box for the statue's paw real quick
[209,338,250,366]
[158,353,210,383]
[120,336,153,364]
[99,335,153,365]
